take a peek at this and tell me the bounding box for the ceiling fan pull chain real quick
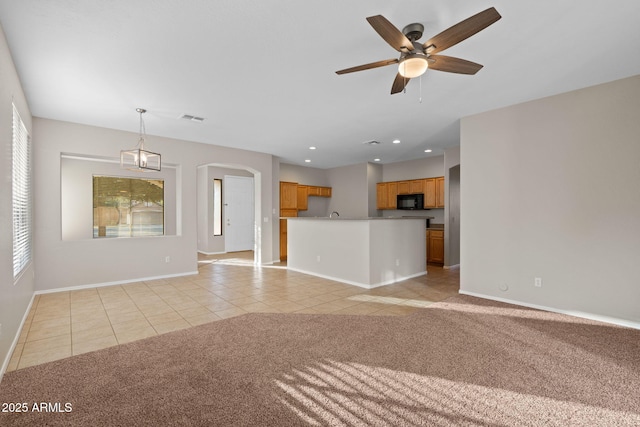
[419,75,423,103]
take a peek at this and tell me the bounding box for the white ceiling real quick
[1,0,639,169]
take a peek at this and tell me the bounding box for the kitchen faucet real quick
[330,211,340,219]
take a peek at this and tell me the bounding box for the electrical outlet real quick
[165,256,171,263]
[395,259,400,267]
[316,255,321,263]
[534,277,542,288]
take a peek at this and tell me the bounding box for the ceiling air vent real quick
[180,114,205,122]
[363,140,381,145]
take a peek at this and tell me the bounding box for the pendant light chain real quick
[137,108,147,149]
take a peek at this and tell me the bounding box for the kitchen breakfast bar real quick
[285,217,426,288]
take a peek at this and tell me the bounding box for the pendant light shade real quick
[120,108,161,172]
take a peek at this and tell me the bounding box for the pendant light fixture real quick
[120,108,161,172]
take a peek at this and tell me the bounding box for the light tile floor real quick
[7,252,459,372]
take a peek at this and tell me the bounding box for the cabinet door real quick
[319,187,332,197]
[436,177,445,208]
[428,230,444,264]
[424,178,436,208]
[410,179,424,194]
[376,183,388,209]
[279,219,288,260]
[297,185,308,211]
[387,182,398,209]
[280,209,298,218]
[280,182,298,209]
[397,181,410,195]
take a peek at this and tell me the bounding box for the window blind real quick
[12,103,32,278]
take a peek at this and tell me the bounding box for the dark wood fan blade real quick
[428,55,483,74]
[336,58,399,75]
[422,7,501,54]
[391,73,410,94]
[366,15,415,52]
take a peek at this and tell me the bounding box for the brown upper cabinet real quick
[297,185,308,211]
[280,181,298,210]
[397,181,410,195]
[377,176,444,210]
[424,178,436,208]
[410,179,424,194]
[398,179,425,195]
[307,186,332,198]
[436,176,445,208]
[280,182,331,212]
[376,182,398,210]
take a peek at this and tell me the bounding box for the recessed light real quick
[304,159,311,163]
[393,139,401,144]
[424,149,432,153]
[374,158,381,162]
[309,146,316,150]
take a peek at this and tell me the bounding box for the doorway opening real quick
[196,164,262,265]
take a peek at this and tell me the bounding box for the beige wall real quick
[461,75,640,326]
[382,156,444,182]
[33,118,277,291]
[0,25,35,376]
[327,163,369,218]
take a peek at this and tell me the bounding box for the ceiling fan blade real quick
[428,55,483,74]
[422,7,501,54]
[391,73,410,94]
[336,58,399,75]
[366,15,415,52]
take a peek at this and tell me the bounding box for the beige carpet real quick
[0,295,638,426]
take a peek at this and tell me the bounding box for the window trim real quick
[213,178,223,236]
[12,103,32,280]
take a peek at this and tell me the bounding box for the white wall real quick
[0,25,35,376]
[34,118,277,292]
[461,75,640,326]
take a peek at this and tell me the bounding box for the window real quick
[93,176,164,238]
[12,104,32,278]
[213,178,222,236]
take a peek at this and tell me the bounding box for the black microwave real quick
[397,193,424,210]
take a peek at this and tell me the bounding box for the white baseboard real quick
[459,290,640,330]
[443,264,460,270]
[197,250,228,256]
[34,271,199,295]
[287,267,427,289]
[1,293,37,382]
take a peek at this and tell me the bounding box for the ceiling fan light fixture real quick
[398,54,428,78]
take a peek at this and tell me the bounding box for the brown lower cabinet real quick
[427,229,444,264]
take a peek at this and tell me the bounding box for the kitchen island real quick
[286,217,426,288]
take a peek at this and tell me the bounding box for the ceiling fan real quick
[336,7,501,94]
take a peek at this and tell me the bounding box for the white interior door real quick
[224,175,254,252]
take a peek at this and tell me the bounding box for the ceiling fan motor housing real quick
[402,23,424,42]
